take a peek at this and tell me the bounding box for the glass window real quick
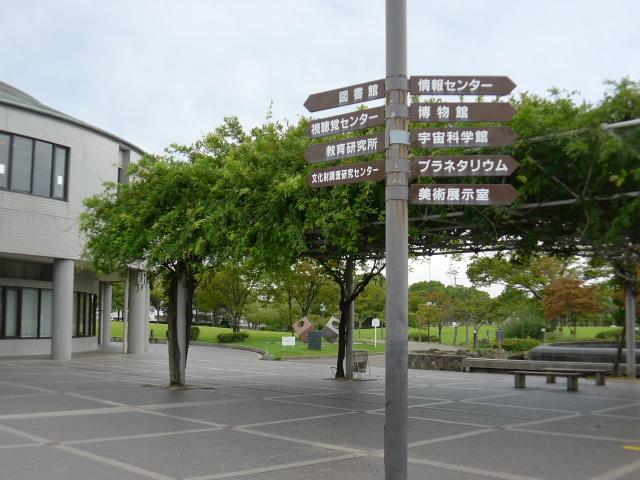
[4,289,19,337]
[73,292,78,336]
[33,141,53,197]
[20,288,39,338]
[53,147,67,199]
[10,136,33,192]
[40,290,52,337]
[0,133,9,189]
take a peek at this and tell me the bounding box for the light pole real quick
[320,303,326,321]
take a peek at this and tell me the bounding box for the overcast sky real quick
[4,0,638,293]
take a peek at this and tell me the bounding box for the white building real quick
[0,81,149,358]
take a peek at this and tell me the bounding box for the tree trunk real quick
[335,258,355,379]
[624,280,637,378]
[166,266,194,386]
[166,272,181,385]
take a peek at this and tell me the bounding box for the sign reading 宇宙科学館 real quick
[410,126,518,149]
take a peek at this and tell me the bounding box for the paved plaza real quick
[0,345,639,480]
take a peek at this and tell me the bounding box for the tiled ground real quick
[0,344,638,480]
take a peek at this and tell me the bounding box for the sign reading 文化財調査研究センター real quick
[307,159,385,188]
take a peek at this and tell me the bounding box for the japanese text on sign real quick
[338,82,380,104]
[415,104,469,121]
[417,157,509,175]
[417,129,489,146]
[309,108,383,138]
[416,78,488,94]
[326,136,379,159]
[417,185,490,202]
[311,164,381,185]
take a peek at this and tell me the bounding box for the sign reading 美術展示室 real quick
[409,102,516,123]
[308,106,385,139]
[304,79,385,112]
[307,159,385,188]
[410,126,518,149]
[304,133,384,164]
[410,183,519,206]
[410,155,519,177]
[409,76,516,96]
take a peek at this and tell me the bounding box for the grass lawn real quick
[111,322,616,357]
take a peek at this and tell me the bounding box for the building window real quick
[0,131,68,201]
[0,287,96,339]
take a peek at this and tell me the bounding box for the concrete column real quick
[625,282,637,378]
[127,270,147,354]
[51,259,74,360]
[100,282,113,347]
[144,281,150,352]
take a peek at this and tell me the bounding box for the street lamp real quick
[320,303,326,321]
[425,301,434,343]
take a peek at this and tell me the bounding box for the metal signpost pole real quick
[384,0,409,478]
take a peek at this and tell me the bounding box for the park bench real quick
[510,370,585,392]
[543,367,610,386]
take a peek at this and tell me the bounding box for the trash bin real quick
[308,330,322,350]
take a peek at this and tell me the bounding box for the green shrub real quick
[595,327,640,340]
[408,332,439,342]
[217,332,249,343]
[190,326,200,341]
[501,338,541,352]
[503,315,547,340]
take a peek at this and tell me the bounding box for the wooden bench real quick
[543,368,610,386]
[510,370,585,392]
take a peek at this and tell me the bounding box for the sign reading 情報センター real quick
[409,76,516,96]
[304,79,385,112]
[410,126,518,149]
[409,102,516,123]
[411,156,519,177]
[308,106,385,139]
[308,159,385,188]
[410,183,519,206]
[304,133,384,164]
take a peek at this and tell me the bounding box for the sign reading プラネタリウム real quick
[409,102,516,123]
[411,156,519,177]
[304,133,384,164]
[308,106,385,139]
[409,76,516,96]
[304,79,385,112]
[410,126,518,149]
[410,183,519,206]
[307,159,385,188]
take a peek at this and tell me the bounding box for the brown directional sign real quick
[409,102,516,123]
[410,183,519,206]
[304,79,385,112]
[410,126,518,149]
[308,106,385,139]
[308,160,385,188]
[409,76,516,96]
[411,155,519,177]
[304,133,385,164]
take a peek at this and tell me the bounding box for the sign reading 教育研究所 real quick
[304,133,384,164]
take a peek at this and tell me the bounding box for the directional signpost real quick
[302,6,520,476]
[411,155,519,177]
[409,102,516,123]
[309,106,385,138]
[409,75,516,96]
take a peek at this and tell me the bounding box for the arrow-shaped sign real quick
[409,102,516,123]
[410,76,516,96]
[308,160,386,188]
[304,79,385,112]
[304,133,385,164]
[308,106,385,139]
[411,155,519,177]
[410,183,519,206]
[410,126,518,149]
